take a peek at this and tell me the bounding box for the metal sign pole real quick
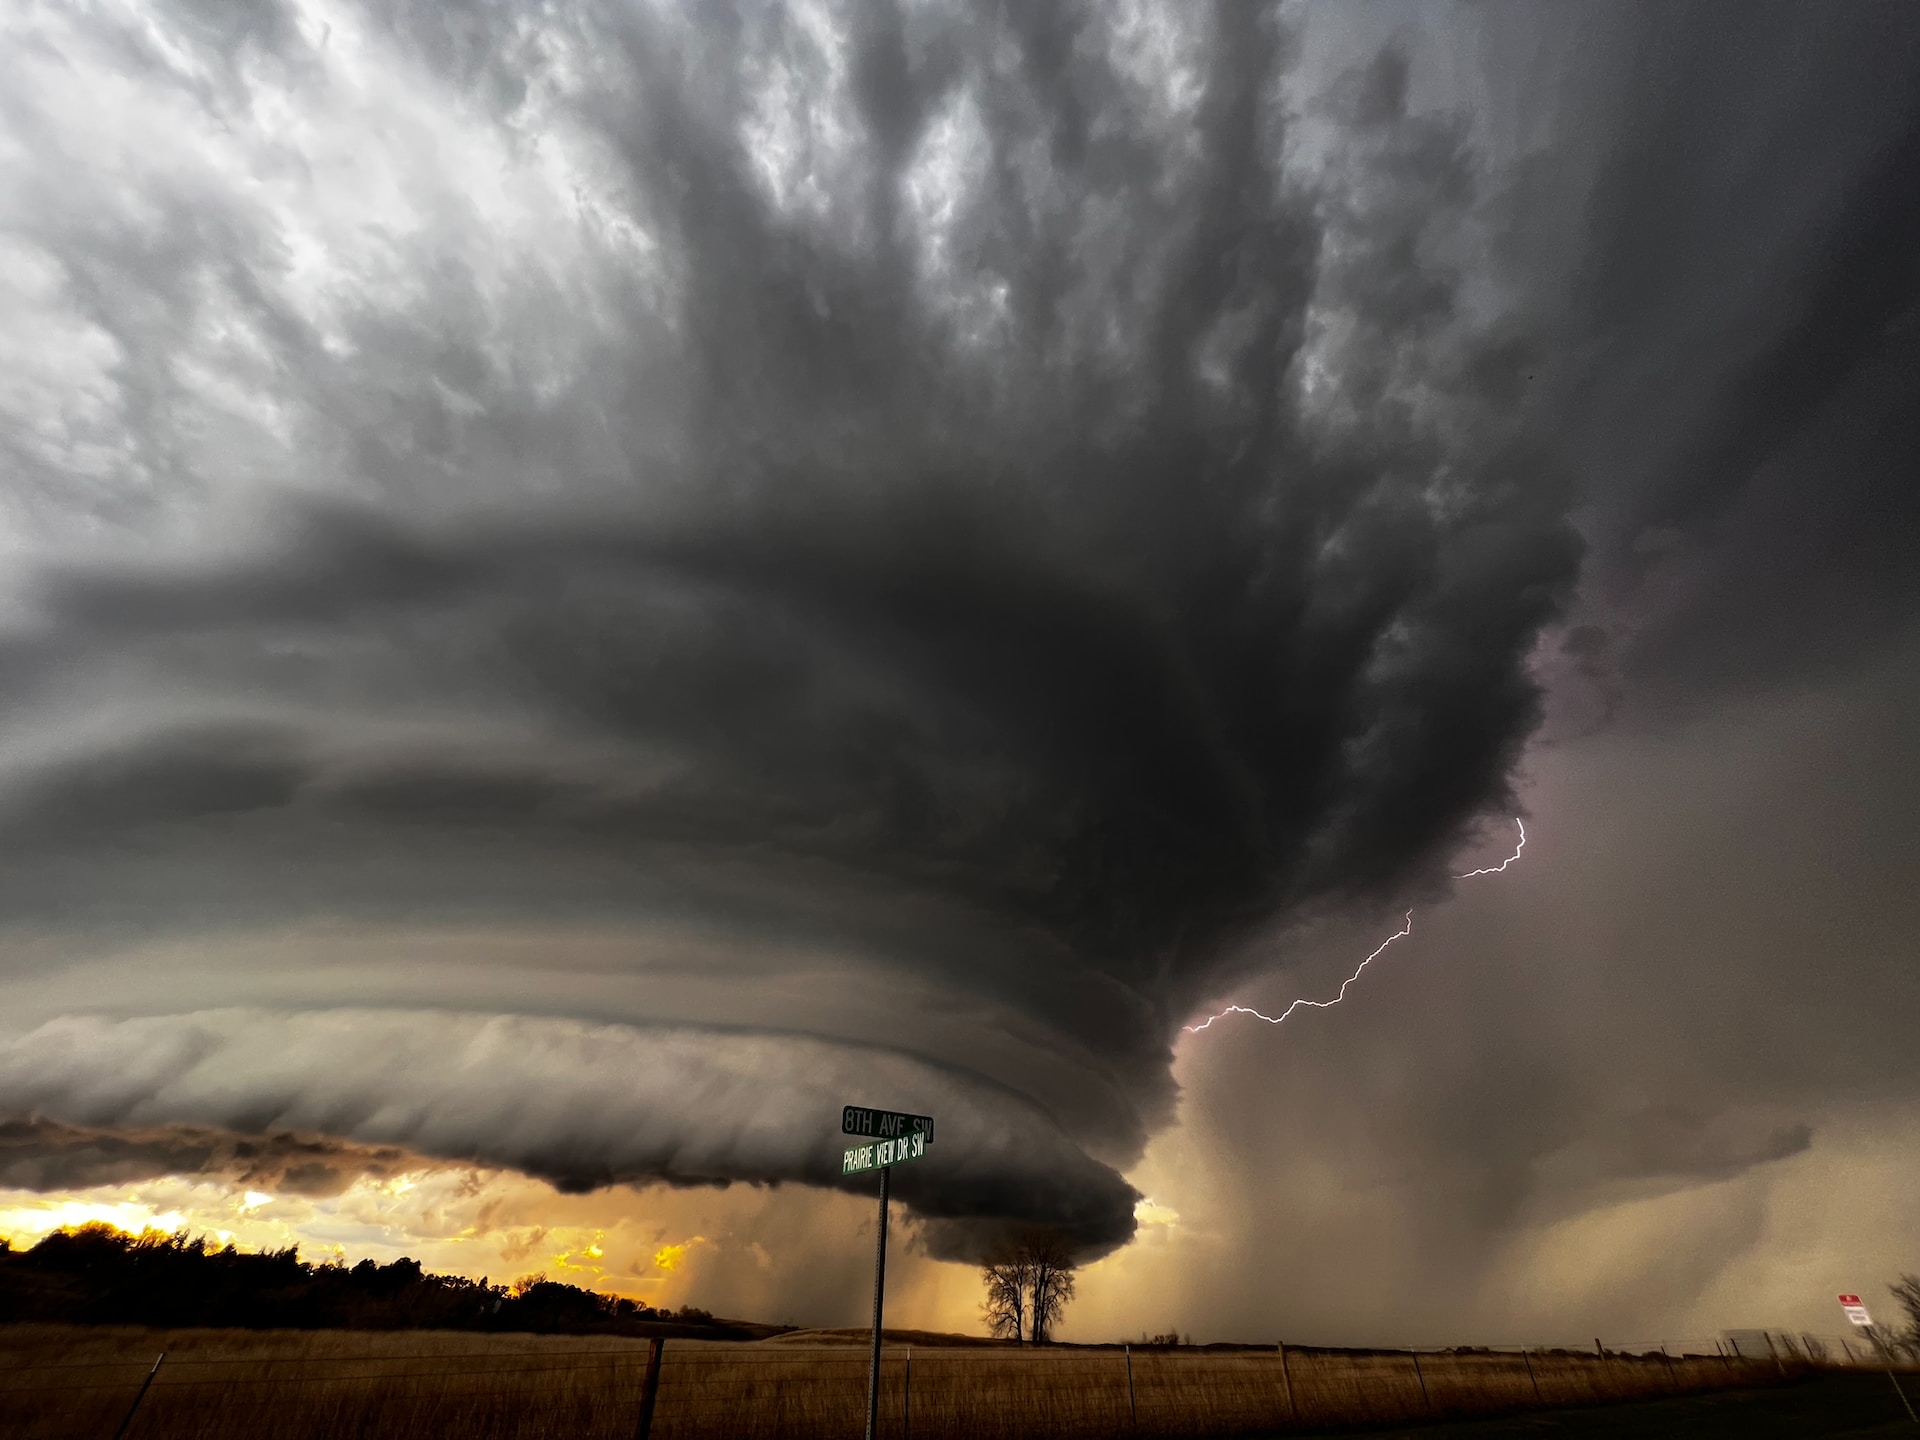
[842,1101,931,1440]
[1840,1293,1917,1426]
[865,1163,891,1440]
[1868,1327,1919,1425]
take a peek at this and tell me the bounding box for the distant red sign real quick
[1839,1293,1861,1305]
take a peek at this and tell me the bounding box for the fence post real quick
[1279,1342,1297,1424]
[1763,1332,1785,1378]
[1125,1343,1137,1430]
[904,1346,911,1440]
[1521,1346,1540,1404]
[1660,1344,1676,1389]
[110,1352,165,1440]
[633,1336,664,1440]
[1410,1349,1432,1416]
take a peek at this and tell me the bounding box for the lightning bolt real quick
[1183,817,1525,1034]
[1453,817,1525,878]
[1184,912,1414,1032]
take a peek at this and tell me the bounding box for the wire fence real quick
[0,1327,1905,1440]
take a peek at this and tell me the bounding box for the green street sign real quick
[842,1129,928,1175]
[845,1115,934,1440]
[842,1105,935,1145]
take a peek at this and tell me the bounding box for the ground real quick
[1291,1372,1919,1439]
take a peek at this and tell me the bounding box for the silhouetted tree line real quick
[0,1224,746,1337]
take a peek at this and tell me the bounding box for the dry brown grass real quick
[0,1325,645,1440]
[0,1323,1791,1440]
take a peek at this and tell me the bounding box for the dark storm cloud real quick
[0,1010,1141,1258]
[4,725,308,840]
[0,0,1580,1254]
[1038,0,1920,1344]
[1542,1,1920,703]
[0,1118,416,1198]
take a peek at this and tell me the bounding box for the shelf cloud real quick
[1,0,1591,1257]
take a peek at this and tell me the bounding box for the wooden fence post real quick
[633,1336,664,1440]
[110,1352,164,1440]
[1279,1342,1297,1425]
[904,1346,912,1440]
[1124,1343,1137,1430]
[1521,1346,1540,1404]
[1410,1350,1432,1416]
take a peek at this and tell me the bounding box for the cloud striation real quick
[0,0,1578,1256]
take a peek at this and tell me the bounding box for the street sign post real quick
[845,1105,934,1440]
[1841,1293,1918,1424]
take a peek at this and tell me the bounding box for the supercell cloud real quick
[0,0,1580,1256]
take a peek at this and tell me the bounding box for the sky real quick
[0,0,1916,1347]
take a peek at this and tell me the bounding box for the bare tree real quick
[1891,1273,1920,1358]
[1024,1231,1078,1344]
[980,1246,1026,1343]
[980,1231,1078,1344]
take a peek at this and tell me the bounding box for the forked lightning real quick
[1453,817,1526,877]
[1183,818,1526,1034]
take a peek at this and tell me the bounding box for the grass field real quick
[0,1322,1822,1439]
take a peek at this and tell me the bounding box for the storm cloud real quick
[0,1117,418,1199]
[0,1010,1142,1257]
[0,0,1581,1254]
